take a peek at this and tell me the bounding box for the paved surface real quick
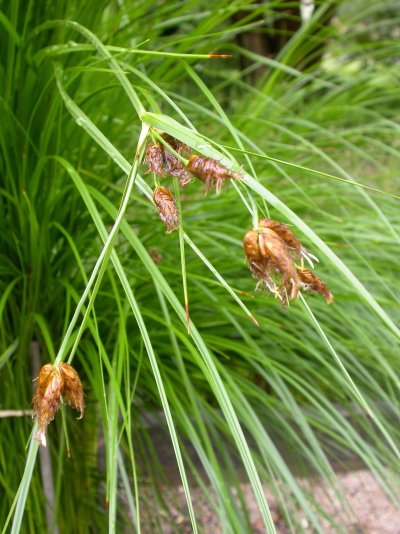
[140,469,400,533]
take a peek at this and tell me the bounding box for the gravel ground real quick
[147,469,400,533]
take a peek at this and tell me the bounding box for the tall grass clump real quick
[1,0,399,532]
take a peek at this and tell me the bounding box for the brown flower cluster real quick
[32,363,84,447]
[146,132,241,234]
[153,186,179,234]
[145,132,334,310]
[244,218,333,308]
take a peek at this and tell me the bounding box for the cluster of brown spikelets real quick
[244,218,333,308]
[145,132,241,234]
[32,363,84,447]
[145,132,333,308]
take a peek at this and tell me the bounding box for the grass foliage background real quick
[1,0,399,532]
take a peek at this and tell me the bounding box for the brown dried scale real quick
[59,363,84,418]
[243,230,262,264]
[258,228,300,301]
[32,364,64,447]
[153,186,179,234]
[32,362,84,447]
[187,155,242,193]
[259,219,304,258]
[297,268,334,304]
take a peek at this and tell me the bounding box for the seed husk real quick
[297,267,334,304]
[153,186,179,234]
[145,143,165,176]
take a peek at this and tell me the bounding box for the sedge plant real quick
[1,0,399,532]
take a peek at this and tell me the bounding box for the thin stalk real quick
[173,177,190,333]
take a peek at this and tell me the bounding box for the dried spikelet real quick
[153,186,179,234]
[243,228,299,307]
[297,268,334,304]
[244,219,333,308]
[32,363,84,447]
[59,363,84,418]
[187,155,241,193]
[161,134,192,187]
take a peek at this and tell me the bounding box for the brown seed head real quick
[32,363,84,447]
[187,155,241,193]
[297,268,334,304]
[153,186,179,234]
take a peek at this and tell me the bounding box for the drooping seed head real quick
[153,186,179,234]
[32,363,84,447]
[145,135,192,187]
[244,219,333,308]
